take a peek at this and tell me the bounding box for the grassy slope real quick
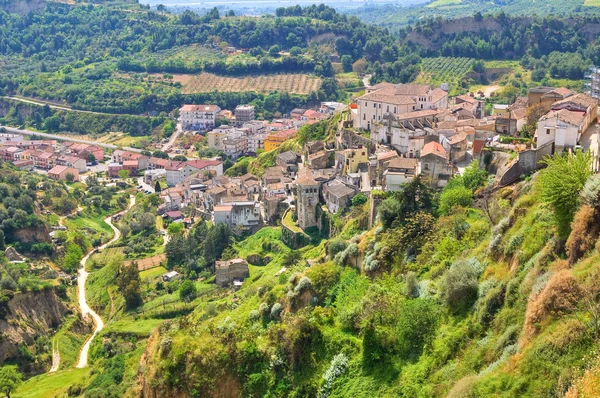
[14,368,91,398]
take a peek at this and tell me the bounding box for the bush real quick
[524,269,580,336]
[318,353,349,398]
[294,276,312,293]
[581,174,600,209]
[396,298,441,359]
[439,259,481,313]
[179,280,197,300]
[248,310,260,322]
[259,302,270,317]
[270,303,283,320]
[439,186,473,215]
[326,238,348,258]
[566,205,600,265]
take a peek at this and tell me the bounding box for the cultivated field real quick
[182,73,321,95]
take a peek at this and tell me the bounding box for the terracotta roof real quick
[543,87,575,98]
[180,104,219,112]
[386,157,418,170]
[123,160,138,167]
[394,84,431,96]
[448,132,467,145]
[431,87,449,104]
[553,93,598,110]
[421,141,446,158]
[540,109,585,127]
[376,150,399,161]
[187,159,222,170]
[455,94,479,105]
[394,109,438,121]
[296,170,318,186]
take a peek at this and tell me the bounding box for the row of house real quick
[0,138,106,180]
[108,149,223,185]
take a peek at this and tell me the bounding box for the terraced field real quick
[182,73,321,95]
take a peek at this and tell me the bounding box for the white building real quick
[247,132,268,153]
[213,201,262,227]
[356,83,448,130]
[0,133,23,143]
[179,104,221,130]
[165,160,223,186]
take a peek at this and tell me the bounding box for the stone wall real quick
[497,142,553,186]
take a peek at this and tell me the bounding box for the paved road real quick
[4,96,127,117]
[362,74,372,88]
[76,195,136,368]
[162,123,183,151]
[49,339,60,373]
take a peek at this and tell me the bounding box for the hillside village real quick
[2,80,598,255]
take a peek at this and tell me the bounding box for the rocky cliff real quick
[0,288,68,372]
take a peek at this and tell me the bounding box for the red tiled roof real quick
[421,141,446,158]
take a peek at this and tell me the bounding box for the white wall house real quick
[179,104,221,130]
[536,110,581,152]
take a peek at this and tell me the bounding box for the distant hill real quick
[0,0,46,14]
[348,0,599,29]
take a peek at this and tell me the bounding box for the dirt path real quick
[483,85,500,98]
[49,339,60,373]
[76,195,135,368]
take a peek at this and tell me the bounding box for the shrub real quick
[405,272,419,298]
[439,185,473,215]
[294,276,312,294]
[326,238,347,259]
[581,174,600,209]
[179,280,197,300]
[396,298,441,359]
[333,243,358,266]
[270,303,283,320]
[318,353,349,398]
[248,310,260,322]
[259,302,270,317]
[439,259,481,313]
[566,205,600,265]
[475,283,505,326]
[524,269,580,336]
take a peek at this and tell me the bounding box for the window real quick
[412,106,415,110]
[379,103,381,109]
[365,102,368,107]
[363,114,366,120]
[372,115,375,120]
[373,103,376,108]
[394,107,397,113]
[421,104,424,109]
[546,129,551,135]
[386,105,389,112]
[424,163,430,170]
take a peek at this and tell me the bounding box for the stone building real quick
[296,170,320,230]
[215,258,249,287]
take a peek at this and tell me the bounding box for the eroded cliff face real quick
[0,0,46,15]
[137,329,242,398]
[0,288,68,371]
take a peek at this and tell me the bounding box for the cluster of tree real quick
[407,13,600,67]
[521,51,592,81]
[165,220,234,275]
[0,170,45,251]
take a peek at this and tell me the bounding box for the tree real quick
[179,279,197,300]
[439,259,480,313]
[268,45,280,57]
[167,222,184,236]
[341,55,353,73]
[118,263,142,309]
[537,150,593,238]
[352,59,367,75]
[154,180,161,193]
[86,153,96,164]
[117,169,129,179]
[172,155,187,161]
[439,185,473,215]
[43,116,61,133]
[289,46,302,56]
[531,68,547,81]
[0,365,22,398]
[351,193,368,207]
[65,172,75,183]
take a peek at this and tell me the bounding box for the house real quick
[48,165,79,181]
[356,83,449,130]
[384,157,418,191]
[324,179,356,213]
[0,133,23,143]
[123,160,139,176]
[308,150,333,170]
[495,96,529,135]
[301,109,329,123]
[264,129,297,152]
[276,151,301,174]
[108,163,123,178]
[215,258,249,288]
[320,102,348,114]
[536,93,599,153]
[166,159,223,186]
[179,104,221,130]
[370,111,436,156]
[162,271,181,282]
[454,95,485,119]
[235,105,255,123]
[165,210,183,221]
[56,155,86,173]
[419,142,454,188]
[247,132,268,154]
[336,147,369,175]
[0,146,22,161]
[291,108,306,120]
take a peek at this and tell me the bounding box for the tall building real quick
[179,104,221,130]
[235,104,255,123]
[296,170,320,230]
[585,66,600,100]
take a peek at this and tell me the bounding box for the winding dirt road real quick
[76,195,135,368]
